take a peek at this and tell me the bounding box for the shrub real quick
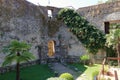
[47,77,66,80]
[59,73,74,80]
[109,60,118,66]
[80,54,89,61]
[80,54,89,65]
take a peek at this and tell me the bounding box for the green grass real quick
[68,63,101,80]
[84,64,101,80]
[0,64,54,80]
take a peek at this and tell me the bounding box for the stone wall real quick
[0,0,46,65]
[0,0,86,66]
[1,0,120,65]
[77,1,120,32]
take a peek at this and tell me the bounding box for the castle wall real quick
[77,1,120,32]
[0,0,46,65]
[0,0,86,66]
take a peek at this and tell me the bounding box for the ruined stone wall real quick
[0,0,47,65]
[38,6,86,58]
[0,0,86,65]
[1,0,120,65]
[77,1,120,32]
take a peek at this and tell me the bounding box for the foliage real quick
[59,73,74,80]
[106,29,120,48]
[109,60,118,66]
[2,40,35,80]
[80,54,89,65]
[110,23,120,29]
[105,24,120,66]
[58,8,105,54]
[80,54,89,61]
[105,47,116,57]
[47,77,66,80]
[2,40,35,66]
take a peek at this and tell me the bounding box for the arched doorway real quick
[48,40,55,57]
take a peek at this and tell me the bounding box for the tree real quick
[106,28,120,66]
[2,40,35,80]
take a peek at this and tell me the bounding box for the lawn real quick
[68,63,101,80]
[0,64,54,80]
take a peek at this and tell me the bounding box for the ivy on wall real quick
[58,8,105,54]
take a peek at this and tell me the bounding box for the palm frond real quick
[2,40,35,66]
[2,55,17,66]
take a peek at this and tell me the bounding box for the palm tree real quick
[106,29,120,66]
[2,40,35,80]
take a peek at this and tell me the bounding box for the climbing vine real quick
[58,8,105,54]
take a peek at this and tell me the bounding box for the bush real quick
[80,54,89,60]
[59,73,74,80]
[80,54,89,65]
[109,60,118,66]
[47,77,66,80]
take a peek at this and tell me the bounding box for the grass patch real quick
[68,63,101,80]
[0,64,54,80]
[84,64,101,80]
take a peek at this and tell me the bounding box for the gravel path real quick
[51,62,80,79]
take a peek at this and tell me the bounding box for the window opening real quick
[48,9,53,18]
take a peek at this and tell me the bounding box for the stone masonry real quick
[0,0,120,65]
[77,1,120,32]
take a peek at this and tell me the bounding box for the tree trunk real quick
[16,52,20,80]
[16,62,20,80]
[89,53,95,65]
[38,45,42,64]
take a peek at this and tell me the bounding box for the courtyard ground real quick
[0,64,54,80]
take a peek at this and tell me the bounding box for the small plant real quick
[59,73,74,80]
[80,54,89,65]
[47,77,66,80]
